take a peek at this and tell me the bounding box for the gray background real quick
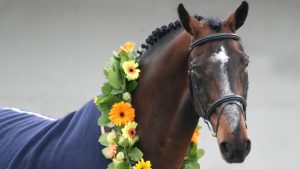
[0,0,299,168]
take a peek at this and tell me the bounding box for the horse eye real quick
[244,60,250,67]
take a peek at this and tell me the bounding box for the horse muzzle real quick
[219,138,251,163]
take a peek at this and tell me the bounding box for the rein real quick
[188,33,247,137]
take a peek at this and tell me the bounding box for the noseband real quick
[188,33,247,137]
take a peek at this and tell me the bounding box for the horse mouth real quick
[223,155,246,163]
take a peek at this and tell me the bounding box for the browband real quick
[189,33,241,52]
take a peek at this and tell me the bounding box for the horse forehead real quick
[209,46,229,64]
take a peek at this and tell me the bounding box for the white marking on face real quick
[210,46,240,132]
[210,46,233,96]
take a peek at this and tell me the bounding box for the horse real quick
[134,1,251,168]
[0,1,251,169]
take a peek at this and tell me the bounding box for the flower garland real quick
[94,41,204,169]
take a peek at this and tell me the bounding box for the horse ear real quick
[177,3,199,35]
[226,1,249,31]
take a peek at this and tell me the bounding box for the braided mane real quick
[137,15,205,56]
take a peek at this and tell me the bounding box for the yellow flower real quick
[118,41,135,55]
[133,159,152,169]
[122,60,140,80]
[109,101,135,126]
[191,128,200,144]
[122,122,137,143]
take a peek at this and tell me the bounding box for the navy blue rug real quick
[0,98,110,169]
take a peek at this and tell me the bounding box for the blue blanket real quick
[0,99,110,169]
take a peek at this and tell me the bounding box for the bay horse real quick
[0,1,251,169]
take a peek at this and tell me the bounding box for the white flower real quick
[122,92,132,102]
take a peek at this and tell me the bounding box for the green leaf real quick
[118,136,129,148]
[113,57,121,69]
[99,102,110,113]
[127,147,143,162]
[114,161,129,169]
[196,124,202,130]
[107,162,115,169]
[94,95,106,106]
[187,144,198,162]
[126,80,137,92]
[100,95,115,103]
[113,53,122,60]
[107,122,114,128]
[197,148,205,159]
[103,69,109,79]
[107,130,117,144]
[127,52,135,60]
[182,161,200,169]
[186,144,204,162]
[108,71,122,89]
[111,88,124,95]
[107,95,122,108]
[102,83,113,96]
[112,158,129,169]
[114,60,126,90]
[129,136,139,147]
[102,147,111,159]
[98,133,109,146]
[98,95,122,112]
[120,53,129,64]
[98,112,109,126]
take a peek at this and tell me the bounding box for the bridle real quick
[188,33,247,137]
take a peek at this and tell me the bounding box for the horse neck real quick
[132,30,200,169]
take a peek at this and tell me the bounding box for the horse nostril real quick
[220,141,232,157]
[245,139,251,156]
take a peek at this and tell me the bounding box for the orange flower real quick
[109,101,135,126]
[106,143,118,158]
[117,41,135,56]
[191,128,200,144]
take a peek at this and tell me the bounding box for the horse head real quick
[178,1,251,163]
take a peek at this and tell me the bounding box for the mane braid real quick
[137,15,204,56]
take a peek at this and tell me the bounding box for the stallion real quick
[0,1,251,169]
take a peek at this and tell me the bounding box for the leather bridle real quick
[188,33,247,137]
